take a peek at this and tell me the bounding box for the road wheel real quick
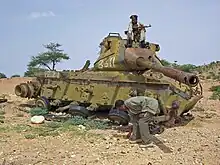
[68,105,89,118]
[108,109,130,125]
[35,96,51,110]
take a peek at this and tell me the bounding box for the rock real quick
[78,125,86,130]
[120,151,126,154]
[31,115,45,124]
[70,154,76,158]
[103,136,110,140]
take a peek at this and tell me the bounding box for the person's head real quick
[115,100,127,110]
[166,100,180,111]
[130,15,138,24]
[171,100,180,109]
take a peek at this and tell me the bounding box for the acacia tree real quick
[0,73,7,78]
[27,42,70,71]
[25,42,70,77]
[24,67,47,77]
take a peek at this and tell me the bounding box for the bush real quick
[0,73,6,78]
[177,64,197,73]
[64,116,110,130]
[29,107,48,116]
[206,75,211,79]
[209,85,220,92]
[11,74,20,78]
[209,85,220,100]
[161,59,171,66]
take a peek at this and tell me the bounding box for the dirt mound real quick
[0,77,34,95]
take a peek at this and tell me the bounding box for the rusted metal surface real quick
[124,48,156,70]
[123,48,199,87]
[137,59,199,87]
[15,75,194,102]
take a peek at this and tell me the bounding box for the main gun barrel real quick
[124,48,199,87]
[136,58,199,87]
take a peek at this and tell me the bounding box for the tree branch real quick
[52,60,56,70]
[41,62,52,70]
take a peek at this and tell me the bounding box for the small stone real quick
[31,115,45,124]
[71,154,76,158]
[103,136,109,140]
[120,151,126,154]
[78,125,86,130]
[113,137,118,141]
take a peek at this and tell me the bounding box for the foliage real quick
[160,59,198,73]
[64,116,110,130]
[160,59,171,66]
[29,107,48,117]
[24,67,48,77]
[0,109,5,124]
[4,117,106,139]
[12,123,60,138]
[209,85,220,100]
[27,42,70,71]
[0,73,7,78]
[24,134,36,139]
[177,64,197,73]
[11,74,20,78]
[0,110,5,115]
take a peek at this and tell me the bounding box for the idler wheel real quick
[14,85,22,96]
[27,83,35,98]
[35,96,51,110]
[15,83,29,98]
[108,109,130,125]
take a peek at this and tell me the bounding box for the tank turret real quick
[93,33,199,87]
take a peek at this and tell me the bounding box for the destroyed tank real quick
[14,31,203,126]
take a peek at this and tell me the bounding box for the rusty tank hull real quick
[14,32,203,129]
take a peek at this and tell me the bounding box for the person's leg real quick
[124,97,144,142]
[138,112,154,144]
[128,113,141,142]
[140,29,146,42]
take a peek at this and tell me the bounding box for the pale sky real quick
[0,0,219,77]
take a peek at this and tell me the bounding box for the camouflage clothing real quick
[127,21,146,42]
[124,96,160,116]
[124,96,160,143]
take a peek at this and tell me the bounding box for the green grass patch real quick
[1,115,110,139]
[0,111,5,115]
[24,134,36,139]
[29,107,48,117]
[209,85,220,100]
[63,116,110,130]
[0,126,8,132]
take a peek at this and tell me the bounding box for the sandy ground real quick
[0,77,220,165]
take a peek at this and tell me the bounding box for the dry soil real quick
[0,78,220,165]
